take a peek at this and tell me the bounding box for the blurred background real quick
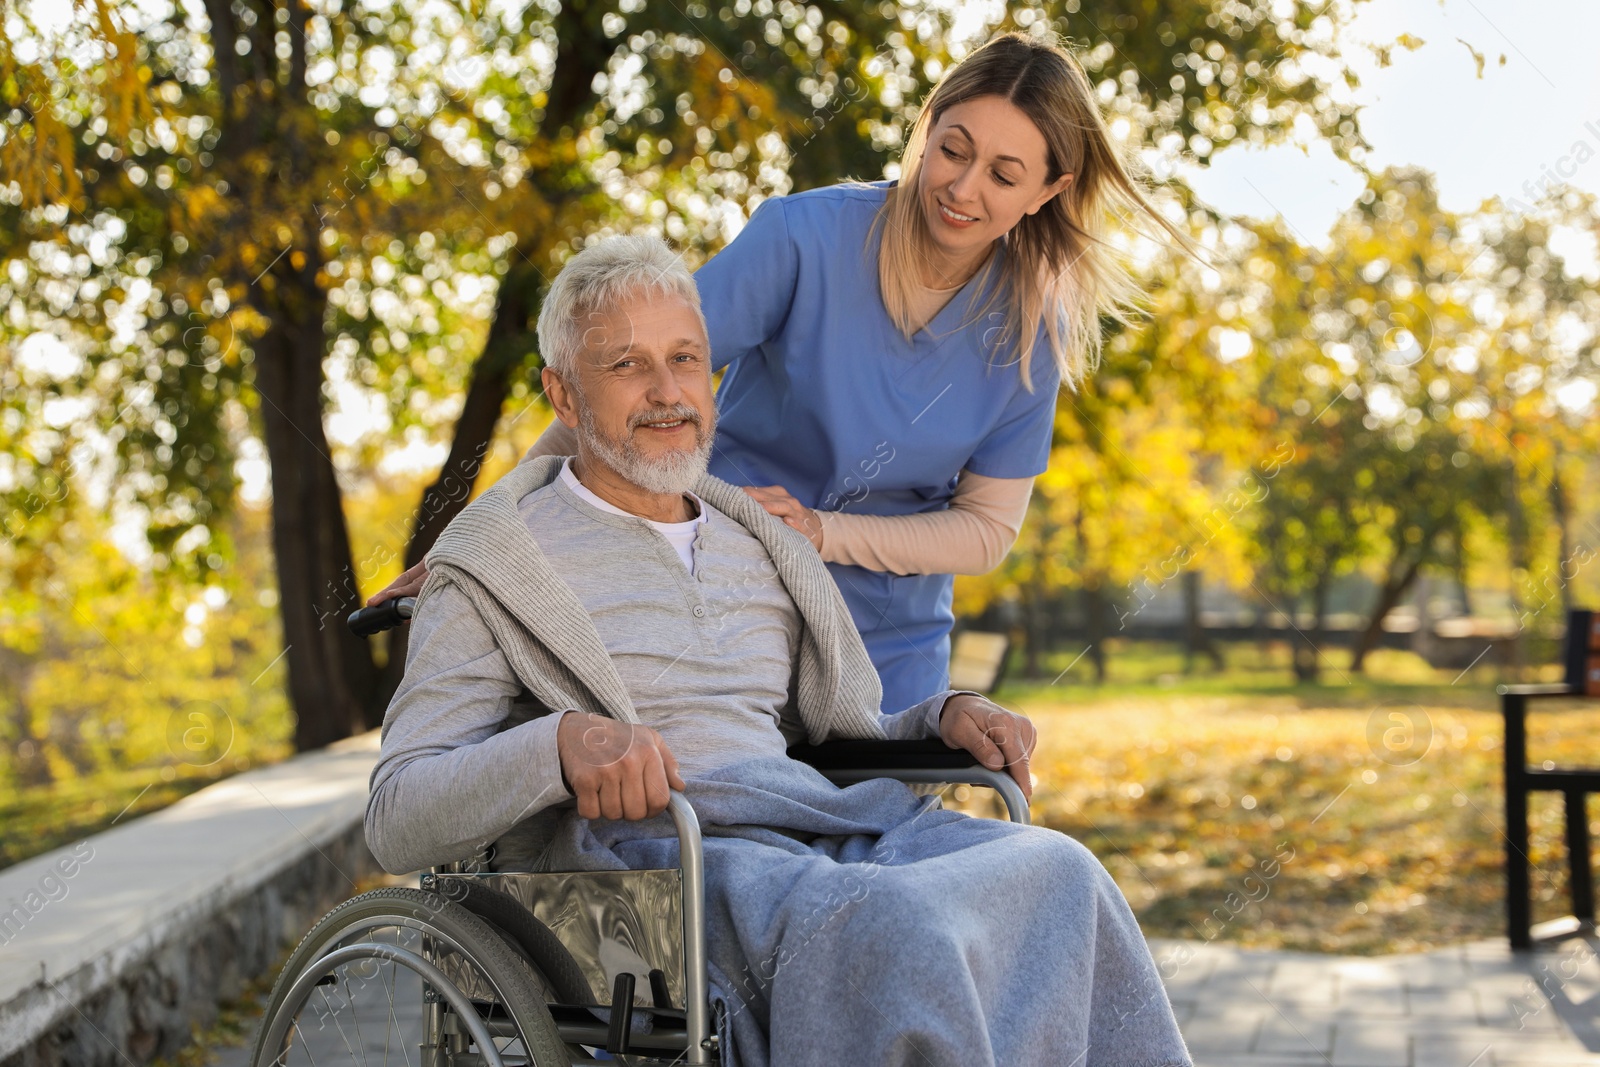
[3,0,1600,982]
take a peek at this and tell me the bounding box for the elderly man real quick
[366,235,1189,1067]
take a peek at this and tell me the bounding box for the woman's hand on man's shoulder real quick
[368,559,430,607]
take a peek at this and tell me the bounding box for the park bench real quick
[1503,608,1600,948]
[948,629,1011,694]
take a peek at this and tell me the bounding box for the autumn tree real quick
[5,0,1377,743]
[1469,189,1600,661]
[5,0,927,748]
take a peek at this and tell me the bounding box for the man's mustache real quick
[628,404,706,431]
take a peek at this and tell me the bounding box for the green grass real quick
[1001,643,1591,955]
[0,752,288,871]
[1000,636,1546,700]
[8,640,1582,958]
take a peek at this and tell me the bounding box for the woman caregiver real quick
[371,31,1186,713]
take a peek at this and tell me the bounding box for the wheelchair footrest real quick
[605,971,636,1055]
[649,966,673,1009]
[550,1003,691,1054]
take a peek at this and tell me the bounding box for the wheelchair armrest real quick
[665,794,711,1063]
[787,740,1031,826]
[787,738,974,771]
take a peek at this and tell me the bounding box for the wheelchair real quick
[249,597,1029,1067]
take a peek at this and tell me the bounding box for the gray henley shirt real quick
[371,473,954,870]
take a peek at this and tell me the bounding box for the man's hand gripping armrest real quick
[937,694,1037,802]
[557,711,688,821]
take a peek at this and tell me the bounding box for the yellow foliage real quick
[0,504,292,869]
[1018,684,1599,953]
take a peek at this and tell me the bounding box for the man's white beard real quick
[578,401,714,495]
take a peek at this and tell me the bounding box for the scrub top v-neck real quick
[695,182,1060,714]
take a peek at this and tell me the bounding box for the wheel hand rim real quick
[264,942,507,1067]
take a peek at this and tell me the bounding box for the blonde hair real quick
[876,32,1189,391]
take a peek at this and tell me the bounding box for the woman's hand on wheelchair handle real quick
[557,711,687,821]
[938,694,1036,801]
[367,559,430,607]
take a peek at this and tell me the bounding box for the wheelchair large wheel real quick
[249,887,570,1067]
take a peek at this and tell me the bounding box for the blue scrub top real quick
[696,182,1060,714]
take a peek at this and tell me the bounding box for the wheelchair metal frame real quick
[338,596,1031,1066]
[426,773,1024,1063]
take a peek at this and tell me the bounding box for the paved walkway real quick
[1156,929,1600,1066]
[215,928,1600,1066]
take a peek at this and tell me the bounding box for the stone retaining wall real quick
[0,733,382,1067]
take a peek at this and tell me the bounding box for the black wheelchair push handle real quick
[347,597,416,636]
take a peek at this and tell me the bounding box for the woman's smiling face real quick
[916,94,1073,274]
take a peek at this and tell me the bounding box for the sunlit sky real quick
[1186,0,1600,262]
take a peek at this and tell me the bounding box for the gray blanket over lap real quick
[544,755,1191,1067]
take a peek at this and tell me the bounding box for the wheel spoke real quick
[317,984,361,1065]
[381,958,414,1067]
[249,889,569,1067]
[290,1013,320,1067]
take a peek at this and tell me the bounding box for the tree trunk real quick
[401,263,541,575]
[1083,583,1107,684]
[0,648,51,788]
[1350,546,1425,674]
[206,0,379,751]
[254,265,378,751]
[1019,582,1044,679]
[1292,581,1329,683]
[1506,460,1528,678]
[1550,461,1574,618]
[201,0,241,112]
[1255,528,1281,665]
[1412,573,1438,667]
[370,260,543,717]
[1182,569,1224,672]
[1453,532,1474,617]
[1046,583,1068,655]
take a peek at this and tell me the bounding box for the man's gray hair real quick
[536,234,705,378]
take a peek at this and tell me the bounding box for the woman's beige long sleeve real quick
[817,471,1033,576]
[518,420,1032,577]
